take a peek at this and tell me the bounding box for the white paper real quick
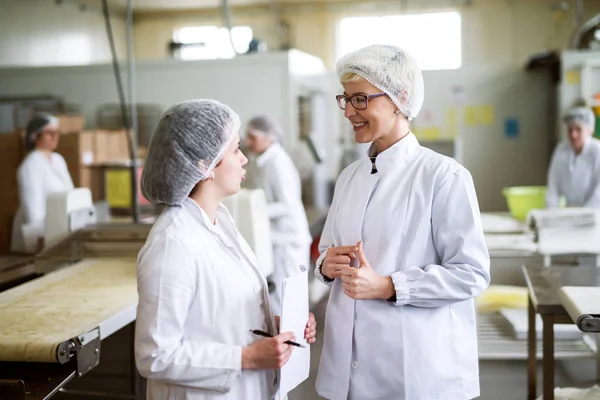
[278,265,310,397]
[480,213,525,234]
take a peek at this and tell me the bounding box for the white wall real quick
[0,0,127,66]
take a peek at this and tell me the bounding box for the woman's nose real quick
[344,104,358,118]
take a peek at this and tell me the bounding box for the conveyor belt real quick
[559,286,600,332]
[0,257,137,363]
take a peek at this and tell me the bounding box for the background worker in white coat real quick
[546,106,600,209]
[244,116,312,314]
[11,113,74,253]
[314,45,491,400]
[135,100,316,400]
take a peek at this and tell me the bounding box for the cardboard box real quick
[0,134,26,253]
[55,131,103,201]
[80,167,105,202]
[94,129,130,163]
[57,114,85,134]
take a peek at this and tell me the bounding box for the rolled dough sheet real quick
[558,286,600,324]
[0,257,137,363]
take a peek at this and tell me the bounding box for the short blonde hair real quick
[340,72,364,84]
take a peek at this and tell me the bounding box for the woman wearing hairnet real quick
[135,99,316,400]
[314,45,491,400]
[546,106,600,209]
[11,113,74,253]
[244,116,312,314]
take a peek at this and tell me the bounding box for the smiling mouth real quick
[352,122,368,131]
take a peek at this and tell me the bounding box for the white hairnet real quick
[141,99,241,206]
[564,107,595,131]
[25,113,59,151]
[246,115,283,141]
[336,44,425,120]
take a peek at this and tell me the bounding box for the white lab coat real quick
[135,198,278,400]
[253,143,312,313]
[11,150,74,253]
[314,133,491,400]
[546,138,600,209]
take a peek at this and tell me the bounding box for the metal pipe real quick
[575,0,583,27]
[569,13,600,48]
[126,0,140,223]
[221,0,239,56]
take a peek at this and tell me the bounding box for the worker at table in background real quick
[135,100,316,400]
[314,45,490,400]
[244,116,312,314]
[11,113,74,253]
[547,106,600,209]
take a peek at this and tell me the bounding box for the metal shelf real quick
[478,313,594,360]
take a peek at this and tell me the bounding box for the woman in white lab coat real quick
[135,99,316,400]
[244,116,312,314]
[11,113,74,253]
[314,45,491,400]
[546,106,600,209]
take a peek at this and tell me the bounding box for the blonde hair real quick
[340,72,364,84]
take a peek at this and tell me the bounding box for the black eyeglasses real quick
[336,93,387,110]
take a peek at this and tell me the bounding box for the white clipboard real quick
[278,265,310,397]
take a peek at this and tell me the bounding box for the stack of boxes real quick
[0,113,148,253]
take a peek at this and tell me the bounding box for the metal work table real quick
[523,265,600,400]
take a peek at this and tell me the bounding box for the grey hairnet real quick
[141,99,241,206]
[336,44,425,120]
[246,115,283,142]
[25,113,59,151]
[564,107,595,131]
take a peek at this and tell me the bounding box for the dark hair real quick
[25,113,58,151]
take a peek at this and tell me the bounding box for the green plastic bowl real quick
[502,186,547,221]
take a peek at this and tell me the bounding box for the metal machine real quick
[0,209,151,400]
[0,223,151,400]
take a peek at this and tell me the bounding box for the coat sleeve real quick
[584,155,600,208]
[18,159,47,227]
[135,235,242,391]
[389,167,491,308]
[546,146,562,209]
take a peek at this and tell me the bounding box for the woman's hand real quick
[321,245,358,279]
[304,312,317,344]
[241,332,295,370]
[340,241,395,300]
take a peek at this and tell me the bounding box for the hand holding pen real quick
[250,329,306,348]
[241,330,296,370]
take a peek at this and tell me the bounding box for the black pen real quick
[249,329,306,348]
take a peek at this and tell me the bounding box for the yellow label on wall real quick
[479,105,495,125]
[566,70,581,85]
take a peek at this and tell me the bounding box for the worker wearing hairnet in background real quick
[244,116,312,314]
[11,113,74,253]
[546,106,600,209]
[135,99,316,400]
[314,45,490,400]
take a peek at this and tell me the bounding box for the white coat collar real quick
[579,136,594,156]
[256,143,281,167]
[182,197,234,234]
[364,132,420,174]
